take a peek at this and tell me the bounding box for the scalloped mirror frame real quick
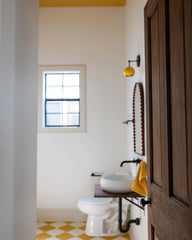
[133,82,145,156]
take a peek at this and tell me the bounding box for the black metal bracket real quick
[118,198,140,233]
[120,158,142,167]
[124,197,144,211]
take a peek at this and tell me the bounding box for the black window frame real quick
[44,72,81,128]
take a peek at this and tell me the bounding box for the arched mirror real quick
[133,82,145,156]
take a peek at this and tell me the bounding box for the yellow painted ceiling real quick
[39,0,126,7]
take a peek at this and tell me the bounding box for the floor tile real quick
[91,238,104,240]
[37,229,44,235]
[36,232,52,240]
[77,233,94,240]
[120,233,130,240]
[59,225,76,232]
[69,238,83,240]
[47,238,59,240]
[79,225,86,231]
[47,229,65,236]
[68,228,84,236]
[50,222,67,228]
[70,222,86,228]
[37,222,47,228]
[39,225,56,232]
[100,236,117,240]
[36,221,130,240]
[56,232,74,240]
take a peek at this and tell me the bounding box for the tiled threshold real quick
[36,222,131,240]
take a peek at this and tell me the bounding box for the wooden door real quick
[145,0,192,239]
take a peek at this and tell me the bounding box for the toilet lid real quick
[78,198,113,206]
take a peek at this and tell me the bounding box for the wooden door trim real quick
[184,0,192,209]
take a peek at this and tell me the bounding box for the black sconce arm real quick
[128,55,141,67]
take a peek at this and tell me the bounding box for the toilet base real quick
[85,215,120,237]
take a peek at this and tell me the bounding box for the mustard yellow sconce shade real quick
[124,55,141,77]
[124,66,135,77]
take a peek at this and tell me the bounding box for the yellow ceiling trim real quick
[39,0,126,7]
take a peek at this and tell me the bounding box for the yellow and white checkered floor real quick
[36,222,131,240]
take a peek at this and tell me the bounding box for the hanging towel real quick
[131,161,147,197]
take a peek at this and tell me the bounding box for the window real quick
[38,65,86,132]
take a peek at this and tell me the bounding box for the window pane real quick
[64,74,80,86]
[46,74,62,86]
[63,113,80,126]
[46,113,80,127]
[63,101,79,113]
[63,87,79,98]
[46,114,63,126]
[46,101,62,113]
[46,86,63,98]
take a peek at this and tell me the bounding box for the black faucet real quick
[120,158,142,167]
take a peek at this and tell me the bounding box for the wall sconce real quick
[124,55,141,77]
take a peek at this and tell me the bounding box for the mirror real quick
[133,82,145,156]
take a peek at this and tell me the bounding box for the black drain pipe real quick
[118,198,140,233]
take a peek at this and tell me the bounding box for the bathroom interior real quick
[1,0,191,239]
[37,1,148,240]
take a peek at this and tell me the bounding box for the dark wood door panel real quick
[150,6,163,188]
[168,0,189,205]
[146,0,168,192]
[145,0,192,239]
[150,187,192,239]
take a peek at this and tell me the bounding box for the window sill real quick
[38,125,86,133]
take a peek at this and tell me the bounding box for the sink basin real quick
[100,173,135,193]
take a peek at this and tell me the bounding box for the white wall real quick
[37,7,126,220]
[0,0,38,239]
[124,1,148,240]
[13,0,38,239]
[0,1,15,238]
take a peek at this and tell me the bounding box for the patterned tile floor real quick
[36,222,130,240]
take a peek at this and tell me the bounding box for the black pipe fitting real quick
[118,198,140,233]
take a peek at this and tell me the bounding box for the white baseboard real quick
[37,208,87,222]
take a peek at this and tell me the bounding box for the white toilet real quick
[77,197,127,237]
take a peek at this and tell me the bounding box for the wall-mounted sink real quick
[100,173,135,193]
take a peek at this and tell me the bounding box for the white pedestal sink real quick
[100,173,135,193]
